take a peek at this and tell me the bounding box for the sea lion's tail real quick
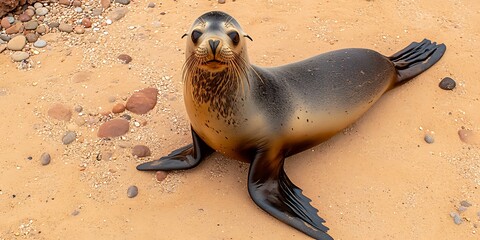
[389,39,446,83]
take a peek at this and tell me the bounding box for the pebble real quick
[0,45,6,53]
[127,185,138,198]
[7,35,26,51]
[118,54,132,64]
[112,103,126,113]
[126,88,158,114]
[81,18,92,28]
[451,212,462,225]
[24,21,39,30]
[18,13,32,22]
[74,105,83,113]
[25,33,38,43]
[6,16,15,24]
[92,8,103,16]
[71,209,80,216]
[424,134,434,144]
[148,2,156,8]
[1,17,11,29]
[132,145,151,157]
[33,39,47,48]
[35,7,49,16]
[59,0,70,6]
[101,0,111,9]
[218,0,226,3]
[73,0,82,7]
[458,205,468,213]
[115,0,131,5]
[74,25,85,34]
[59,23,73,33]
[62,131,77,145]
[460,200,472,207]
[439,77,456,90]
[97,118,130,138]
[155,171,168,182]
[74,7,83,13]
[40,152,51,166]
[108,8,128,21]
[36,25,47,34]
[121,114,131,121]
[48,22,60,28]
[75,117,86,126]
[48,103,72,121]
[458,129,480,144]
[6,22,24,34]
[34,2,44,9]
[0,34,11,41]
[11,51,29,62]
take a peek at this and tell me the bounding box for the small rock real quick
[92,8,103,16]
[132,145,151,157]
[48,22,60,28]
[6,16,14,24]
[25,33,38,43]
[126,88,158,114]
[458,129,480,145]
[18,13,32,22]
[458,206,468,213]
[451,212,462,225]
[108,8,128,21]
[25,9,35,17]
[74,25,85,34]
[1,17,11,29]
[97,118,130,138]
[35,7,49,16]
[460,200,472,207]
[62,131,77,145]
[5,22,24,34]
[75,117,86,126]
[74,7,83,13]
[74,105,83,113]
[439,77,456,90]
[0,44,6,53]
[112,103,126,113]
[40,152,51,166]
[73,0,82,7]
[11,51,29,62]
[121,114,131,121]
[155,171,168,182]
[36,25,47,34]
[24,20,39,30]
[33,39,47,48]
[59,23,73,33]
[424,134,434,144]
[127,185,138,198]
[81,18,92,28]
[59,0,71,6]
[7,35,26,51]
[33,2,44,9]
[71,209,80,216]
[118,54,132,64]
[115,0,131,5]
[147,2,155,7]
[0,34,11,41]
[101,0,110,9]
[218,0,226,3]
[48,103,72,121]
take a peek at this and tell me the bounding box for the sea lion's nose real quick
[209,39,220,55]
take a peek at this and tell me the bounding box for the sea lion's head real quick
[183,11,252,73]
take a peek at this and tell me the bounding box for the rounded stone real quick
[25,9,35,17]
[24,20,39,30]
[1,17,11,29]
[112,103,126,113]
[439,77,456,90]
[127,185,138,198]
[25,33,38,43]
[424,134,434,144]
[218,0,226,3]
[18,13,32,22]
[118,54,132,64]
[48,103,72,121]
[81,18,92,28]
[7,35,26,51]
[74,7,83,13]
[35,7,49,16]
[147,2,155,8]
[58,23,73,33]
[74,105,83,112]
[97,118,130,138]
[74,25,85,34]
[5,22,24,34]
[126,88,158,114]
[62,131,77,145]
[73,0,82,7]
[34,2,44,9]
[155,171,168,182]
[33,39,47,48]
[48,22,60,28]
[40,152,51,166]
[458,129,480,144]
[115,0,131,5]
[11,51,29,62]
[132,145,151,158]
[36,25,47,34]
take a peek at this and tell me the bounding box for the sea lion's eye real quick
[191,30,202,44]
[228,31,240,45]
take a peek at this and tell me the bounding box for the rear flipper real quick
[389,39,446,83]
[136,128,213,171]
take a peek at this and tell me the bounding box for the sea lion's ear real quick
[181,33,188,39]
[244,35,253,41]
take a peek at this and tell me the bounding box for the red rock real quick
[118,54,132,64]
[73,0,82,7]
[58,0,71,6]
[48,103,72,121]
[101,0,110,9]
[5,22,23,34]
[1,17,11,29]
[24,8,34,17]
[155,171,168,182]
[132,145,151,157]
[458,129,480,145]
[126,88,158,114]
[97,118,129,138]
[18,13,31,22]
[112,103,126,113]
[81,18,92,28]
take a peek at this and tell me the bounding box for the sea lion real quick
[137,11,446,239]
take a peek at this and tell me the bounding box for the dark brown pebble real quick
[118,54,132,64]
[439,77,456,90]
[97,118,130,138]
[155,171,168,182]
[132,145,151,158]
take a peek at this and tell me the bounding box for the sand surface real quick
[1,0,480,239]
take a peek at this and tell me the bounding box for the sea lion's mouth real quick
[206,59,224,64]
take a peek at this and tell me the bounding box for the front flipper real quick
[136,128,213,171]
[248,151,333,240]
